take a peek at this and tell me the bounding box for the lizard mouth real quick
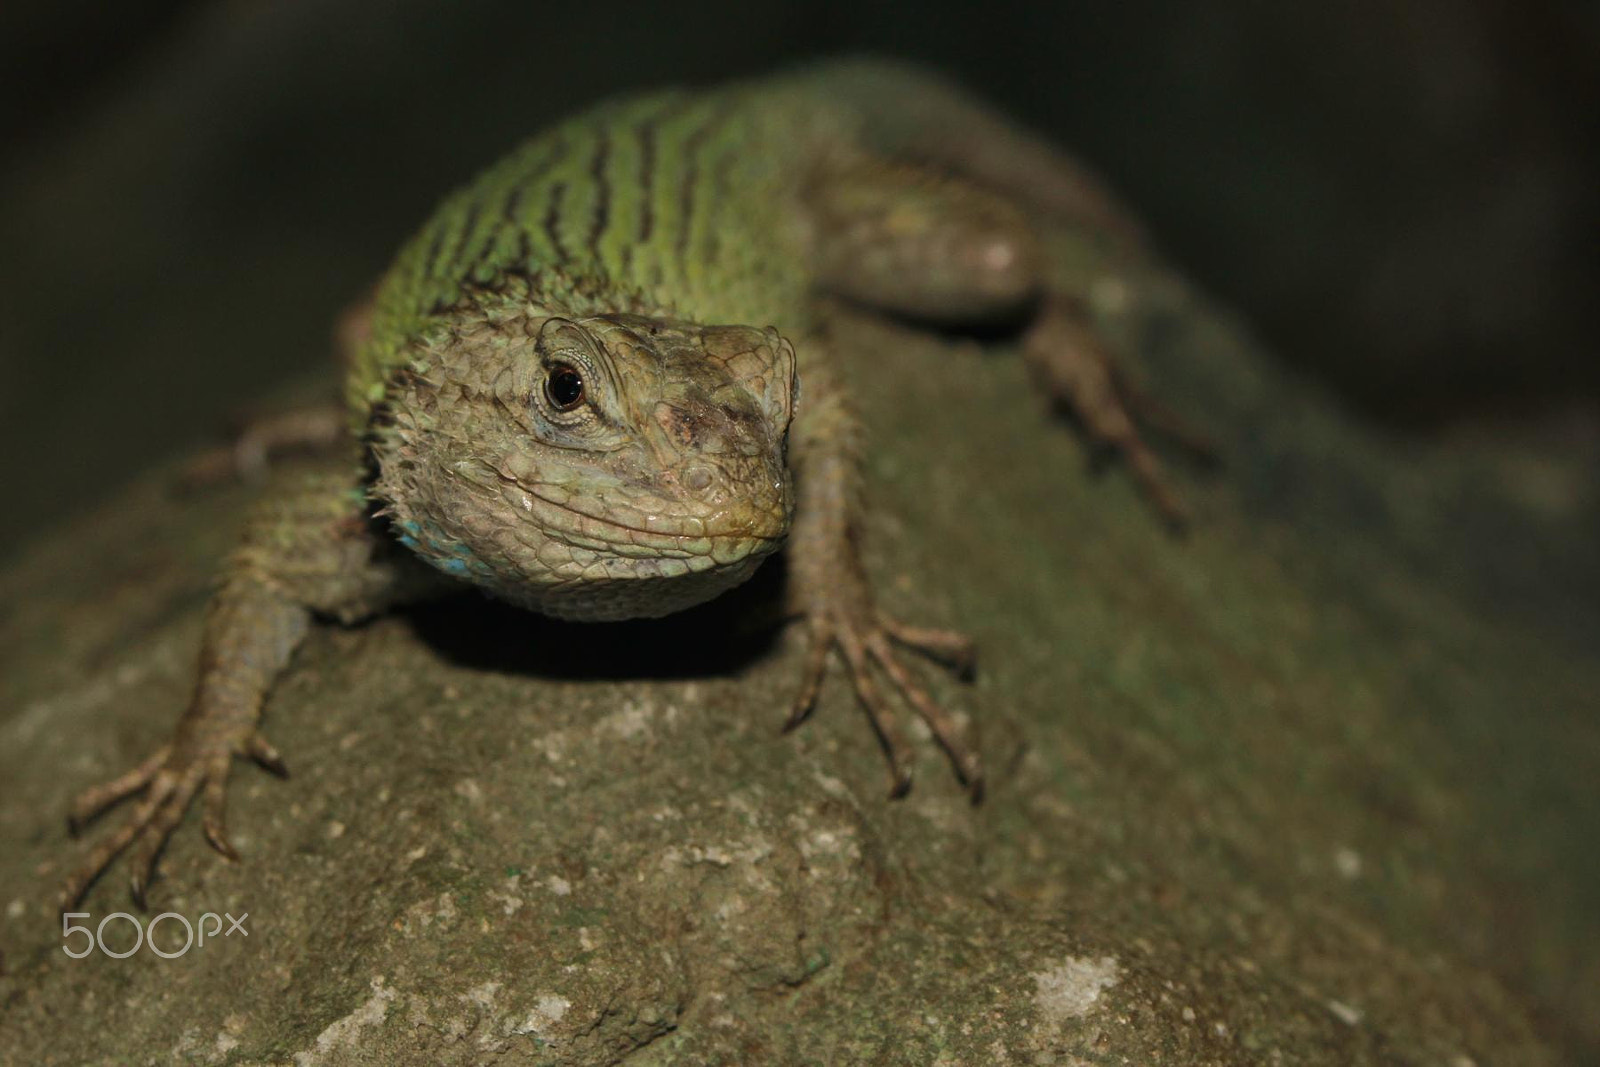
[520,482,788,561]
[489,477,787,622]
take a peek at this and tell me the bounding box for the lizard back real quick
[349,80,840,423]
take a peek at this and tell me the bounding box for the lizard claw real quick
[203,755,242,862]
[786,600,982,802]
[59,730,283,911]
[246,732,290,777]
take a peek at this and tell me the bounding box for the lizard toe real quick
[866,629,984,799]
[127,770,200,908]
[879,613,978,679]
[203,757,242,862]
[839,631,917,797]
[66,743,172,835]
[785,593,978,799]
[784,618,835,732]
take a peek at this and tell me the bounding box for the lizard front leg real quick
[60,459,438,909]
[784,337,983,799]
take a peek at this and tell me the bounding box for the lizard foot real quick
[785,594,983,802]
[178,291,368,491]
[178,404,346,491]
[61,730,287,910]
[1023,294,1213,533]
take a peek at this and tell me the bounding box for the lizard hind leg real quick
[807,159,1207,531]
[806,160,1043,324]
[1021,295,1210,532]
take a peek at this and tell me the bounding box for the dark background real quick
[2,1,1598,553]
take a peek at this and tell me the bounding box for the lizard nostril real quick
[683,465,714,492]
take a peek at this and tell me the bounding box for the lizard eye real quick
[544,364,585,411]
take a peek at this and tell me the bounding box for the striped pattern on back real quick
[351,81,843,418]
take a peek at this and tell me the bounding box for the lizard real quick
[59,59,1207,909]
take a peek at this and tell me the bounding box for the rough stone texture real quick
[2,250,1598,1064]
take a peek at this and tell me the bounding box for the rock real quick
[2,246,1597,1064]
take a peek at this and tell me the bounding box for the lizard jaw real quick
[495,551,774,622]
[377,452,791,621]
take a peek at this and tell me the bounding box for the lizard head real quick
[370,309,797,621]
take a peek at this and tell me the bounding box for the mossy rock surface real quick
[2,245,1597,1064]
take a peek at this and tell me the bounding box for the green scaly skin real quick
[60,60,1203,909]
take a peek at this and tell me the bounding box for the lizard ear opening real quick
[700,325,798,431]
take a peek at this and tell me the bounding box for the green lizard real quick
[60,60,1204,908]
